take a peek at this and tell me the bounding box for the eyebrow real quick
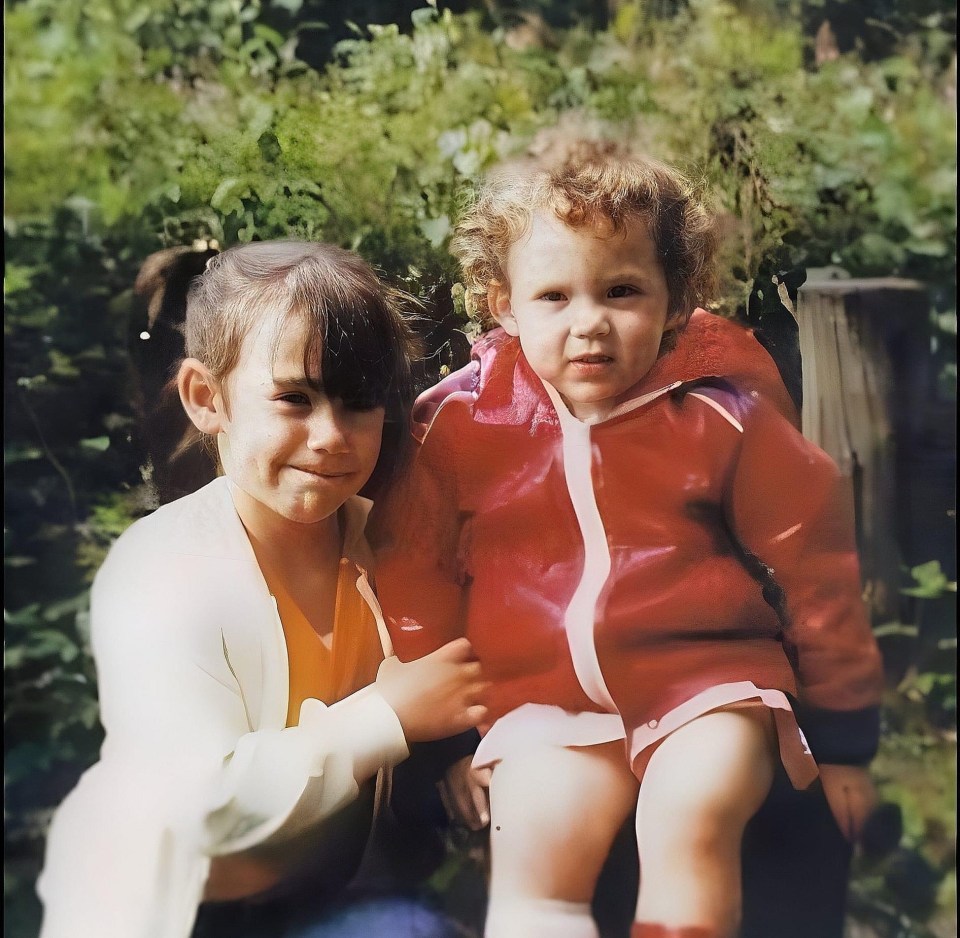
[271,375,322,391]
[605,268,652,281]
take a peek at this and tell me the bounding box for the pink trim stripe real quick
[687,391,744,432]
[628,681,819,790]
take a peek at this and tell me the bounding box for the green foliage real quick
[900,561,958,600]
[4,214,156,935]
[862,560,958,936]
[6,1,956,305]
[3,1,956,935]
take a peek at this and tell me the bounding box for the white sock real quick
[483,897,599,938]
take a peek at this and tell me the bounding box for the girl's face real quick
[215,312,385,528]
[489,210,674,424]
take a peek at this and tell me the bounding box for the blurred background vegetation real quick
[4,1,956,935]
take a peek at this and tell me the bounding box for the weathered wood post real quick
[795,274,932,622]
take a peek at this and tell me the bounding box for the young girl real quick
[372,142,884,938]
[37,240,487,938]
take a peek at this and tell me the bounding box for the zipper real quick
[540,381,618,712]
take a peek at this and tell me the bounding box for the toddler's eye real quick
[609,285,638,298]
[540,291,566,302]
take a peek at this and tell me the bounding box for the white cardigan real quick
[38,477,409,938]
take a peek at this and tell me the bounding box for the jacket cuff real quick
[323,685,410,779]
[791,700,881,765]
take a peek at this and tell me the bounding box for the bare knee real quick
[637,710,777,859]
[488,744,638,903]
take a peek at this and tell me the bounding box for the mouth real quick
[290,466,355,479]
[570,354,614,369]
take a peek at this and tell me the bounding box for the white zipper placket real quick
[554,411,618,711]
[542,380,682,713]
[533,381,614,711]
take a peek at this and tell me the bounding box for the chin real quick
[569,392,618,409]
[273,499,340,525]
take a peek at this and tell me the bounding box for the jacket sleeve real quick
[370,402,470,663]
[38,538,408,938]
[723,393,884,765]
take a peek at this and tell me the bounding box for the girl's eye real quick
[341,399,383,414]
[540,291,566,302]
[277,393,310,406]
[609,284,638,298]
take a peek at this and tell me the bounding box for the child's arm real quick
[722,393,884,778]
[38,542,484,938]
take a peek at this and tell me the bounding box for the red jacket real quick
[372,311,883,765]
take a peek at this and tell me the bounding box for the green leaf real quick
[411,7,439,29]
[42,593,89,622]
[4,604,42,628]
[210,178,249,215]
[873,622,920,638]
[3,444,43,465]
[80,436,111,452]
[901,561,954,598]
[3,556,37,568]
[3,264,37,296]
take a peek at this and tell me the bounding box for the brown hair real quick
[451,138,719,341]
[183,240,420,490]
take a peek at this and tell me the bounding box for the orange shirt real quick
[271,557,384,727]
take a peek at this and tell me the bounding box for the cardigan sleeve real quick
[370,403,471,663]
[38,531,408,938]
[722,393,884,765]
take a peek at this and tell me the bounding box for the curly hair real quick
[451,138,719,339]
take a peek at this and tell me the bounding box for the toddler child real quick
[373,142,884,938]
[38,240,487,938]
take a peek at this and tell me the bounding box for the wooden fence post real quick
[795,275,931,620]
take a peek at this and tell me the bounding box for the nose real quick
[306,401,351,453]
[569,300,610,338]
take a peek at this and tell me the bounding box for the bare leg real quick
[485,740,639,938]
[634,708,777,936]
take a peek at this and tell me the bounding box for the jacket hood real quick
[412,309,798,440]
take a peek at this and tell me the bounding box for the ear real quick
[488,280,519,337]
[178,359,225,436]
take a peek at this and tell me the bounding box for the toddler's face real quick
[490,211,672,423]
[216,313,385,527]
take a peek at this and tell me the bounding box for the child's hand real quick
[376,638,488,743]
[438,754,492,830]
[819,763,878,842]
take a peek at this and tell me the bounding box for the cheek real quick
[239,426,288,470]
[522,329,563,365]
[360,435,383,468]
[632,319,667,352]
[354,416,386,465]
